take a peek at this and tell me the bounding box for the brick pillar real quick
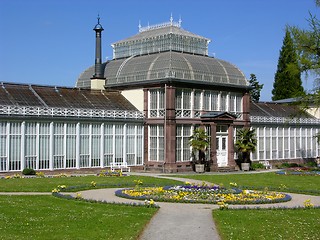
[228,124,236,169]
[164,85,176,172]
[143,89,149,167]
[242,92,251,127]
[210,123,218,171]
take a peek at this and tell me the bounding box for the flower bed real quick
[115,184,291,205]
[276,168,320,176]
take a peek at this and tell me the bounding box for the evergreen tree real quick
[272,29,305,101]
[249,73,264,102]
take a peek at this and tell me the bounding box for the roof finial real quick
[97,14,100,24]
[178,15,182,27]
[170,13,173,25]
[138,20,141,31]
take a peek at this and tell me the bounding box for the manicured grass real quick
[213,208,320,240]
[0,175,182,192]
[0,195,157,240]
[171,172,320,195]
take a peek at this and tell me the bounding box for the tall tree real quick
[248,73,264,102]
[289,0,320,142]
[272,29,305,101]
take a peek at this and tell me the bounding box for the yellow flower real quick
[75,192,82,199]
[229,182,238,187]
[304,199,314,208]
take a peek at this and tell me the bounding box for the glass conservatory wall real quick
[0,120,143,172]
[176,125,193,162]
[176,124,209,162]
[175,88,243,118]
[148,88,243,119]
[148,89,165,118]
[148,125,164,161]
[252,125,320,161]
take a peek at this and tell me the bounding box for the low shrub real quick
[305,161,317,168]
[279,162,301,169]
[251,162,265,170]
[22,168,36,175]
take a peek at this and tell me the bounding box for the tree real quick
[289,0,320,141]
[290,14,320,77]
[235,128,257,164]
[272,29,305,101]
[189,128,209,165]
[248,73,264,102]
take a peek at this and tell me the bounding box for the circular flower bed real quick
[115,184,291,205]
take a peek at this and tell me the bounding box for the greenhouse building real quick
[0,17,319,173]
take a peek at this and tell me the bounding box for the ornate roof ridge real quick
[138,17,182,33]
[112,21,209,46]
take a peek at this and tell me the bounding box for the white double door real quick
[216,134,228,167]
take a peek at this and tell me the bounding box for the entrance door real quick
[216,135,228,167]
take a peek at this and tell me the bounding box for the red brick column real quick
[210,123,218,171]
[228,124,236,169]
[164,85,176,172]
[242,92,251,127]
[143,89,149,165]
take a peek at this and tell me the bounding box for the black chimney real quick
[92,16,105,79]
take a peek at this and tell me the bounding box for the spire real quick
[178,16,182,27]
[92,15,105,80]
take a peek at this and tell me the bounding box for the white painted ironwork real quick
[139,18,181,33]
[250,116,320,125]
[0,105,144,120]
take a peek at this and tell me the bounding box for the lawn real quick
[175,172,320,239]
[0,195,157,240]
[1,172,319,239]
[213,208,320,240]
[171,172,320,195]
[0,175,182,192]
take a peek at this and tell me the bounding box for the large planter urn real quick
[195,164,205,173]
[241,163,250,171]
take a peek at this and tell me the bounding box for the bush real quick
[251,162,265,170]
[288,163,301,168]
[22,168,36,175]
[279,162,301,169]
[305,161,317,168]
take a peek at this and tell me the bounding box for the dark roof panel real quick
[1,83,44,107]
[0,82,138,112]
[250,102,313,118]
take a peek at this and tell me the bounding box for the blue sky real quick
[0,0,318,101]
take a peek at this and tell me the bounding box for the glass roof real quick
[76,51,248,88]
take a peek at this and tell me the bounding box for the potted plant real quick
[235,128,257,171]
[189,128,209,173]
